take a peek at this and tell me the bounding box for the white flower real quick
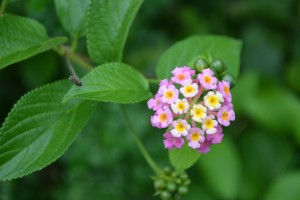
[204,91,224,110]
[190,104,207,122]
[202,116,218,134]
[171,99,189,114]
[180,79,198,98]
[170,119,191,137]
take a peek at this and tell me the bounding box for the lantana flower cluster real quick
[148,66,235,154]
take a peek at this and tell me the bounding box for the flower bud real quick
[166,182,177,192]
[160,191,171,200]
[163,167,172,175]
[154,179,166,190]
[178,186,188,195]
[194,58,208,73]
[179,173,188,181]
[210,59,227,75]
[221,73,236,88]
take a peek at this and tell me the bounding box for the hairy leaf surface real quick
[86,0,143,63]
[64,62,151,103]
[0,15,67,69]
[0,80,95,180]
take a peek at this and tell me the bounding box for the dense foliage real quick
[0,0,300,199]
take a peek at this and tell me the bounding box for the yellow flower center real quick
[208,95,218,106]
[184,85,194,94]
[159,113,167,122]
[204,76,212,84]
[176,102,185,111]
[194,108,203,117]
[177,73,185,80]
[175,122,185,132]
[164,90,174,99]
[191,132,200,141]
[224,86,230,95]
[222,111,229,121]
[204,119,214,129]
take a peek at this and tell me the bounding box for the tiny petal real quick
[158,85,179,104]
[218,80,232,102]
[151,106,173,128]
[147,94,163,111]
[170,119,191,137]
[187,128,205,149]
[171,99,189,114]
[190,104,207,122]
[217,106,235,126]
[171,66,195,85]
[179,79,198,98]
[204,91,224,110]
[163,132,184,149]
[160,79,173,87]
[197,141,212,154]
[198,68,218,89]
[206,126,223,144]
[202,115,218,134]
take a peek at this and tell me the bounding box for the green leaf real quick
[86,0,143,63]
[156,35,242,79]
[232,72,300,142]
[197,138,242,199]
[169,143,200,171]
[0,80,96,180]
[54,0,90,36]
[0,14,67,69]
[238,128,292,199]
[264,172,300,200]
[63,62,152,103]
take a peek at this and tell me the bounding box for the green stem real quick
[147,78,161,84]
[71,34,78,52]
[120,105,162,174]
[0,0,7,15]
[55,45,93,71]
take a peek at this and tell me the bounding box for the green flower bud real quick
[154,179,166,190]
[194,58,208,73]
[163,167,172,175]
[178,186,188,195]
[179,173,188,181]
[176,178,182,185]
[210,59,227,75]
[183,179,191,186]
[166,182,177,192]
[160,191,171,200]
[221,73,236,88]
[171,171,178,178]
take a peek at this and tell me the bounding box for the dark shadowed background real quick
[1,0,300,199]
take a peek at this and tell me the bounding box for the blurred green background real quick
[1,0,300,199]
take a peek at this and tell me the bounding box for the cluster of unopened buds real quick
[148,58,236,153]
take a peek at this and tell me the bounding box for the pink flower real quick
[206,126,223,144]
[147,66,236,154]
[223,100,234,109]
[186,128,205,149]
[217,106,235,126]
[197,141,212,154]
[158,85,179,104]
[198,68,217,89]
[163,132,184,149]
[151,106,173,128]
[160,79,173,87]
[218,80,232,102]
[147,94,163,111]
[171,66,195,85]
